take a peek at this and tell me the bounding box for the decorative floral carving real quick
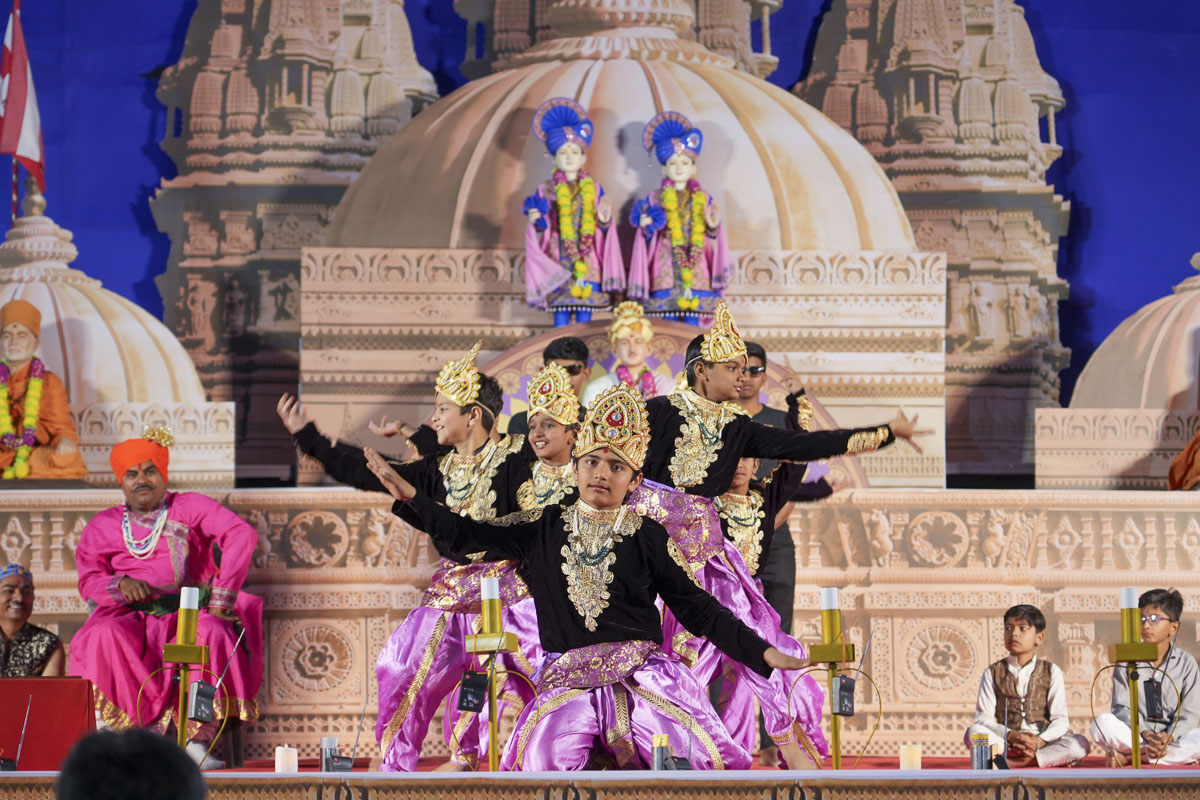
[285,511,349,567]
[280,624,354,693]
[905,511,969,567]
[905,625,977,692]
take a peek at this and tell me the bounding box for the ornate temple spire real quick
[0,177,82,273]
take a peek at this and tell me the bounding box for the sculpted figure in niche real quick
[0,299,87,479]
[967,281,1002,347]
[522,98,624,327]
[628,111,732,325]
[583,301,669,406]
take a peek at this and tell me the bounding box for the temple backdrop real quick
[16,0,1200,404]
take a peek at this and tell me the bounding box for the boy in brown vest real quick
[965,604,1090,767]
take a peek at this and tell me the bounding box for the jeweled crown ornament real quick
[574,383,650,470]
[436,341,483,408]
[527,362,581,426]
[699,301,746,364]
[142,425,175,448]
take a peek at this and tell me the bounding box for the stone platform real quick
[6,769,1200,800]
[9,486,1200,761]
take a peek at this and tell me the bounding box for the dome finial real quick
[21,173,45,218]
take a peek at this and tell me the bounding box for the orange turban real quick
[1,299,41,337]
[110,427,173,484]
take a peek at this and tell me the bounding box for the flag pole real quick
[11,158,17,222]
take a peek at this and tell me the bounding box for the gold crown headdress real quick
[573,383,650,470]
[526,362,581,427]
[608,300,653,345]
[436,341,483,408]
[696,301,746,364]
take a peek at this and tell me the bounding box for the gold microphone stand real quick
[162,586,210,749]
[1108,587,1156,769]
[808,587,855,770]
[464,576,518,771]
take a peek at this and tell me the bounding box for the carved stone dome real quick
[1071,254,1200,409]
[326,1,915,252]
[0,190,206,406]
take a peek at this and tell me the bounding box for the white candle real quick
[820,587,839,610]
[180,586,200,610]
[275,744,298,773]
[1120,587,1138,609]
[899,744,922,770]
[481,577,500,601]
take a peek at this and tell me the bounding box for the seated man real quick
[964,604,1089,767]
[0,299,87,479]
[69,428,262,768]
[1,563,66,676]
[1092,588,1200,765]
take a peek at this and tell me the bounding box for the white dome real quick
[1071,255,1200,409]
[0,193,206,406]
[327,59,916,252]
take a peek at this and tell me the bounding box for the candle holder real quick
[809,588,856,769]
[1108,587,1157,769]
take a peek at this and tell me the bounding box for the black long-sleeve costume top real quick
[716,462,833,577]
[642,388,894,498]
[401,492,774,678]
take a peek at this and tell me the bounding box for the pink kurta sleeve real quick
[75,513,128,607]
[709,223,733,291]
[524,223,571,309]
[627,231,652,302]
[188,494,257,611]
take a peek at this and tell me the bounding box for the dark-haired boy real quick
[1092,588,1200,765]
[965,604,1089,767]
[507,336,591,437]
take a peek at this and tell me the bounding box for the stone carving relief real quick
[152,1,438,482]
[797,0,1071,478]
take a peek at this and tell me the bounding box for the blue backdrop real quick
[17,1,1200,403]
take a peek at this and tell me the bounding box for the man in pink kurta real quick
[69,429,262,766]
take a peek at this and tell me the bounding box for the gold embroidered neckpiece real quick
[666,388,745,489]
[560,500,642,631]
[714,490,766,575]
[518,459,576,510]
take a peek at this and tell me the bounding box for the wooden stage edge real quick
[6,769,1200,799]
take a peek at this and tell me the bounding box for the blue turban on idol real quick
[642,111,703,165]
[532,98,594,156]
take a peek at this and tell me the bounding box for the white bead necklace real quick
[122,504,170,559]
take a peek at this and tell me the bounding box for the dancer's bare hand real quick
[276,394,311,434]
[364,448,417,501]
[887,409,933,455]
[368,416,409,439]
[764,647,808,671]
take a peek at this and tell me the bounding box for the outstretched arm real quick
[365,448,538,562]
[646,523,805,677]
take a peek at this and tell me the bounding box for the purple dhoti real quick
[630,481,827,765]
[500,641,751,771]
[376,559,542,771]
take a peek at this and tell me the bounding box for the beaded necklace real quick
[0,358,45,479]
[122,504,170,560]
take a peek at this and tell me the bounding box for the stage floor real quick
[8,760,1200,800]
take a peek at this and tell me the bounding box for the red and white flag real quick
[0,0,43,190]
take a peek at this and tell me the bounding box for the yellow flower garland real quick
[0,359,45,479]
[662,185,706,311]
[556,176,596,300]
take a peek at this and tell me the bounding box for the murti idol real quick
[628,111,732,325]
[522,98,625,327]
[583,301,670,406]
[0,299,87,479]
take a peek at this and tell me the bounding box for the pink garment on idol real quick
[500,651,751,771]
[69,492,263,731]
[523,183,625,310]
[375,565,542,771]
[630,480,826,765]
[626,189,732,310]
